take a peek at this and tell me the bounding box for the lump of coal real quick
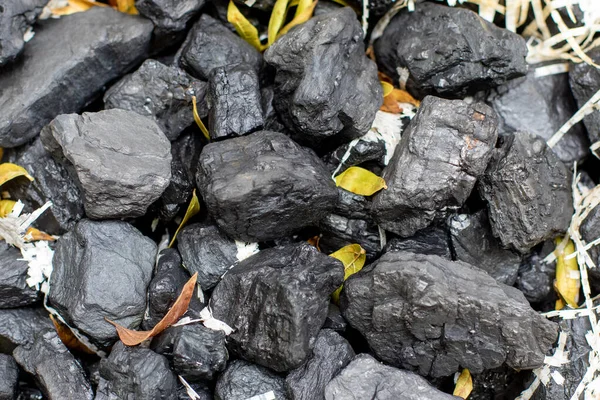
[48,219,156,348]
[0,308,53,353]
[516,243,555,303]
[569,47,600,142]
[323,303,347,332]
[324,139,386,173]
[341,251,558,378]
[374,2,528,98]
[285,329,355,400]
[197,131,337,242]
[324,354,456,400]
[104,59,207,141]
[41,109,172,219]
[479,132,573,253]
[0,0,47,66]
[319,213,381,259]
[215,360,288,400]
[0,7,153,148]
[0,354,18,400]
[264,7,382,148]
[371,96,498,237]
[211,243,344,372]
[0,242,40,308]
[136,0,204,34]
[384,224,451,259]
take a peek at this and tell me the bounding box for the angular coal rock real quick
[211,243,344,372]
[323,139,386,173]
[516,243,555,303]
[208,63,264,140]
[151,324,228,382]
[374,2,528,98]
[569,47,600,142]
[260,86,287,132]
[0,242,40,308]
[285,329,355,400]
[341,251,558,377]
[384,224,452,259]
[468,366,528,400]
[0,354,18,400]
[319,213,381,259]
[13,329,93,400]
[449,211,522,285]
[136,0,205,34]
[479,132,573,253]
[324,354,456,400]
[177,223,237,290]
[323,304,347,332]
[48,219,156,348]
[178,382,213,400]
[0,7,153,148]
[0,0,47,66]
[264,8,382,148]
[215,360,288,400]
[197,131,337,242]
[41,109,172,219]
[96,341,177,400]
[177,14,263,80]
[371,96,498,237]
[104,59,207,141]
[0,308,52,353]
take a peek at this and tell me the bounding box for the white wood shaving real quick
[172,317,203,327]
[23,27,35,43]
[552,370,566,385]
[535,62,570,77]
[378,225,387,250]
[200,306,234,335]
[179,376,203,400]
[547,88,600,148]
[235,241,259,261]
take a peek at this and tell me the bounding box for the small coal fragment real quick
[0,7,153,148]
[41,109,172,219]
[264,7,382,148]
[177,382,213,400]
[384,224,452,259]
[96,341,178,400]
[463,366,527,400]
[208,63,264,140]
[341,251,558,378]
[0,308,52,353]
[211,243,344,372]
[479,132,573,253]
[13,329,93,400]
[104,59,207,141]
[197,131,337,242]
[177,14,263,80]
[0,0,48,66]
[579,206,600,290]
[136,0,205,35]
[569,47,600,142]
[323,304,347,332]
[374,2,528,98]
[215,360,288,400]
[48,219,156,348]
[372,96,498,237]
[0,354,18,400]
[516,242,555,303]
[324,354,456,400]
[319,213,381,259]
[0,242,40,308]
[323,139,386,173]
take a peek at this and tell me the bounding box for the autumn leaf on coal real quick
[330,244,366,304]
[50,314,95,355]
[192,96,210,141]
[0,200,16,218]
[554,238,580,310]
[0,163,33,187]
[169,189,200,248]
[276,0,318,39]
[227,0,264,52]
[335,166,387,196]
[109,0,138,14]
[453,369,473,399]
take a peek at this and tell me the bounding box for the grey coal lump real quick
[569,47,600,143]
[0,0,48,67]
[0,241,40,308]
[215,360,288,400]
[136,0,205,35]
[0,354,18,400]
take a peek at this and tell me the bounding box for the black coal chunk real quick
[96,341,178,400]
[384,224,452,259]
[197,131,337,242]
[323,139,386,173]
[371,96,498,237]
[211,243,344,372]
[569,47,600,142]
[177,14,263,80]
[479,132,573,253]
[324,354,456,400]
[215,360,288,400]
[341,251,558,378]
[374,2,528,98]
[0,308,53,353]
[136,0,205,35]
[285,329,355,400]
[516,242,555,303]
[319,213,381,259]
[41,109,172,219]
[0,7,153,148]
[323,304,347,332]
[13,329,93,400]
[0,354,18,400]
[0,0,47,67]
[0,242,40,308]
[48,219,156,348]
[104,59,207,141]
[208,63,264,140]
[264,7,382,148]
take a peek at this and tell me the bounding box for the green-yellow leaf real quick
[0,163,34,187]
[227,0,264,52]
[334,166,387,196]
[294,0,312,18]
[381,81,394,97]
[453,369,473,399]
[330,244,366,304]
[169,189,201,248]
[192,96,210,141]
[268,0,289,46]
[0,200,15,218]
[277,0,318,39]
[554,238,580,310]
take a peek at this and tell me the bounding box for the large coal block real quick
[215,360,288,400]
[371,96,498,237]
[196,131,337,242]
[0,354,18,400]
[569,47,600,142]
[384,224,452,260]
[341,251,558,378]
[0,0,47,66]
[0,308,53,353]
[0,242,40,308]
[264,8,382,148]
[136,0,205,34]
[211,243,344,372]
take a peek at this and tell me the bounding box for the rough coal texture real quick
[479,132,573,253]
[466,367,527,400]
[319,213,381,259]
[177,14,263,80]
[516,243,555,303]
[341,251,558,378]
[104,59,207,141]
[197,131,337,242]
[374,2,528,98]
[0,308,52,353]
[41,109,172,219]
[0,7,153,148]
[324,139,386,173]
[323,304,347,332]
[0,0,48,66]
[178,383,213,400]
[0,354,18,400]
[136,0,205,34]
[569,47,600,142]
[285,329,355,400]
[372,96,498,237]
[13,329,93,400]
[264,7,382,148]
[48,219,156,348]
[211,243,344,372]
[215,360,288,400]
[324,354,456,400]
[449,211,522,285]
[96,341,177,400]
[208,63,264,139]
[384,224,452,259]
[0,242,40,308]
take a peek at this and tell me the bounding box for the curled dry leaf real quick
[107,272,198,346]
[227,0,265,52]
[50,0,107,16]
[50,314,96,355]
[329,244,366,304]
[307,235,321,251]
[24,227,57,242]
[380,94,403,114]
[277,0,318,39]
[381,81,394,97]
[554,238,580,310]
[335,166,387,196]
[268,0,289,45]
[109,0,138,14]
[0,163,34,187]
[294,0,312,17]
[192,96,210,141]
[169,189,201,248]
[0,200,15,218]
[453,368,473,399]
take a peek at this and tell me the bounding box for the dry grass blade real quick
[227,0,265,51]
[192,96,210,141]
[169,189,201,248]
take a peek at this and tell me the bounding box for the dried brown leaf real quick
[50,314,95,354]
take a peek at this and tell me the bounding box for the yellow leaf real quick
[192,96,210,141]
[227,0,264,52]
[391,88,421,107]
[268,0,289,46]
[334,166,387,196]
[169,190,201,248]
[109,0,138,14]
[381,81,394,98]
[294,0,312,17]
[51,0,106,16]
[277,0,318,39]
[330,0,349,5]
[554,238,580,310]
[453,369,473,399]
[0,200,15,218]
[0,163,34,187]
[24,228,57,242]
[330,244,366,304]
